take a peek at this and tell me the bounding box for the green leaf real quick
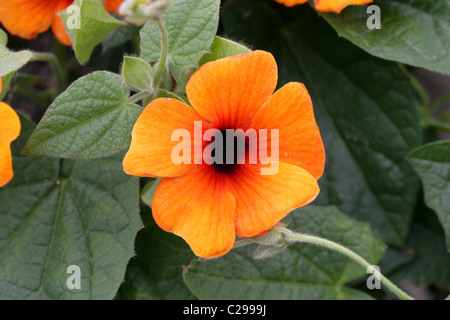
[383,204,450,289]
[320,0,450,75]
[222,0,423,246]
[0,49,32,78]
[0,115,141,299]
[118,207,196,300]
[120,177,196,299]
[183,206,386,300]
[60,0,125,64]
[102,24,140,53]
[141,89,189,107]
[198,36,251,66]
[141,178,161,207]
[23,71,141,159]
[122,56,153,91]
[407,141,450,250]
[155,89,188,103]
[0,44,32,99]
[0,29,7,46]
[140,0,220,82]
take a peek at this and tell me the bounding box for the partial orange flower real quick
[0,0,124,46]
[0,76,21,188]
[275,0,309,7]
[123,51,325,258]
[275,0,373,13]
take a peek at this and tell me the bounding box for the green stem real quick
[31,52,66,90]
[128,90,152,104]
[14,87,57,104]
[439,110,450,121]
[275,227,414,300]
[399,65,429,108]
[428,118,450,132]
[430,90,450,113]
[234,226,414,300]
[232,237,256,249]
[152,18,169,89]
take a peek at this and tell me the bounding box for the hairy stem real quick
[152,18,169,89]
[234,226,414,300]
[31,52,66,91]
[128,90,152,104]
[277,227,414,300]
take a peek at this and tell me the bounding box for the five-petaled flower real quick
[275,0,373,13]
[0,0,124,46]
[0,76,21,188]
[123,50,325,258]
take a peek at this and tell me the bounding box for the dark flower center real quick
[211,130,247,174]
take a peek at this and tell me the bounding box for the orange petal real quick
[123,98,208,178]
[52,0,74,47]
[104,0,124,13]
[0,144,13,187]
[51,15,72,46]
[0,0,63,39]
[152,165,236,258]
[250,82,325,180]
[274,0,308,7]
[186,50,278,130]
[225,162,319,238]
[0,102,21,187]
[314,0,373,13]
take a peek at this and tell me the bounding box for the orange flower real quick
[275,0,373,13]
[275,0,309,7]
[123,51,325,258]
[0,0,124,46]
[0,76,21,188]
